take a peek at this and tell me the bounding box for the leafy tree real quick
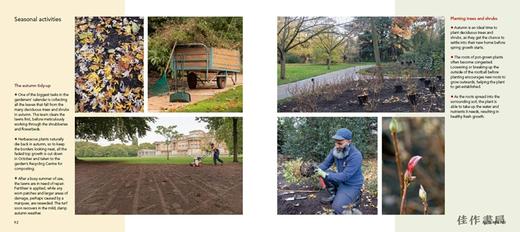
[126,144,139,157]
[139,142,156,150]
[75,142,142,157]
[101,144,129,157]
[278,117,377,161]
[75,141,101,157]
[316,23,351,69]
[392,17,444,76]
[148,17,242,75]
[75,117,156,142]
[155,125,180,160]
[197,117,242,162]
[75,117,155,159]
[278,17,335,80]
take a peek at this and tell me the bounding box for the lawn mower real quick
[189,150,211,167]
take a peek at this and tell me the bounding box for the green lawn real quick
[278,62,374,85]
[174,85,242,112]
[78,155,243,164]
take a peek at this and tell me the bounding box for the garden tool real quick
[169,42,192,103]
[150,41,176,96]
[320,180,337,204]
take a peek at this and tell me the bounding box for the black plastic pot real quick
[394,85,404,93]
[419,77,425,82]
[423,79,431,87]
[407,93,417,105]
[429,85,436,93]
[436,75,443,81]
[357,94,368,106]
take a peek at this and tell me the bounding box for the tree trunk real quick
[232,118,238,163]
[326,55,331,70]
[279,51,287,80]
[370,19,383,81]
[166,141,169,160]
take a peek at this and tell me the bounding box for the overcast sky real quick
[92,117,208,146]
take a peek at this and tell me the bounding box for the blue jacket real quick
[319,144,364,186]
[212,148,220,158]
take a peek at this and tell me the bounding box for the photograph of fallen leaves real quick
[75,17,144,112]
[382,117,445,214]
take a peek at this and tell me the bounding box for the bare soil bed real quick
[278,78,444,112]
[76,162,242,214]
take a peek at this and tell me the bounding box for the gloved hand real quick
[314,168,327,178]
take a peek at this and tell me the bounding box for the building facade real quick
[137,130,228,157]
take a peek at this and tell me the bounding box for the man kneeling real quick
[314,128,364,214]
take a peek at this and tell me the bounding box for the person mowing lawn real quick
[314,128,364,214]
[211,143,224,166]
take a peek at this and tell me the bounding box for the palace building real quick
[137,130,227,157]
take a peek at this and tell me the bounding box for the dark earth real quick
[76,162,242,214]
[277,164,377,215]
[278,77,445,112]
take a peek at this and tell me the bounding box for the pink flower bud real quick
[407,155,422,174]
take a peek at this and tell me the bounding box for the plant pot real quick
[428,85,436,94]
[357,94,368,106]
[423,79,431,87]
[419,77,425,82]
[407,93,418,105]
[394,85,404,93]
[436,75,443,81]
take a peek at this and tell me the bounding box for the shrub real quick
[286,53,303,63]
[278,117,377,161]
[282,158,321,188]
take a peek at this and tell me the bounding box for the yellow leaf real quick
[122,43,130,51]
[86,72,100,83]
[125,25,132,35]
[131,21,140,34]
[119,55,131,69]
[92,55,102,64]
[79,32,94,44]
[89,64,100,71]
[104,65,112,80]
[115,103,124,112]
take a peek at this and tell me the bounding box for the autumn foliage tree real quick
[277,17,335,80]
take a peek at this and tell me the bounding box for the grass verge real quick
[278,62,374,85]
[174,85,242,112]
[78,155,243,164]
